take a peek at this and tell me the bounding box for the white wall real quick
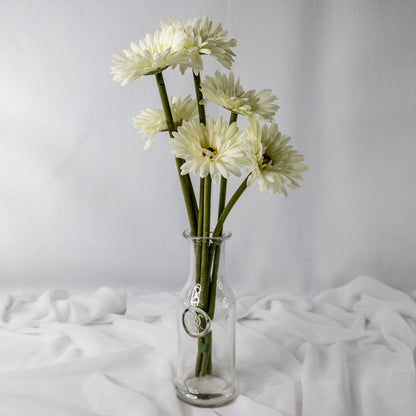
[1,0,415,294]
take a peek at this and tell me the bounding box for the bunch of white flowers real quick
[112,17,307,222]
[112,16,307,380]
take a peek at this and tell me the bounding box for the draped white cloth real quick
[1,276,415,415]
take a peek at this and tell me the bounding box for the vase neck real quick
[183,230,232,243]
[184,232,229,286]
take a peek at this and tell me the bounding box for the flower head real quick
[169,117,248,182]
[246,119,307,196]
[133,95,198,150]
[111,26,189,85]
[201,71,279,122]
[161,17,237,74]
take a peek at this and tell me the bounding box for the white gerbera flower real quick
[111,26,189,85]
[246,119,307,196]
[133,95,198,150]
[169,117,248,182]
[201,71,250,114]
[201,71,279,122]
[161,17,237,74]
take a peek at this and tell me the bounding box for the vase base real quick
[175,375,238,407]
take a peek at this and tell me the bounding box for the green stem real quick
[199,176,211,310]
[213,175,250,237]
[193,72,206,124]
[195,177,204,286]
[218,177,228,222]
[195,176,212,378]
[200,331,212,376]
[207,244,220,319]
[155,72,198,235]
[193,72,211,377]
[229,111,238,125]
[203,177,211,238]
[197,177,205,237]
[194,71,207,286]
[155,72,175,133]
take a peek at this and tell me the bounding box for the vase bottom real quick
[175,375,238,407]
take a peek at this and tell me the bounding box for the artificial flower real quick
[160,17,237,74]
[169,117,247,182]
[111,26,189,85]
[201,71,279,122]
[246,119,307,196]
[133,95,198,150]
[201,71,250,114]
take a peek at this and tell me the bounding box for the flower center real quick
[262,153,272,166]
[202,147,218,159]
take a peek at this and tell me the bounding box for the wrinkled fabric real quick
[0,276,415,415]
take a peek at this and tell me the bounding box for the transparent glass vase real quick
[174,230,238,407]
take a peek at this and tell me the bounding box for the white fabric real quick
[1,276,415,415]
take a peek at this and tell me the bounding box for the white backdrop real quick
[1,0,415,295]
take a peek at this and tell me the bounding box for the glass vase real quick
[174,230,238,407]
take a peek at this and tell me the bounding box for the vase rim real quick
[183,229,232,242]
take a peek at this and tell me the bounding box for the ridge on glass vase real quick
[174,230,238,407]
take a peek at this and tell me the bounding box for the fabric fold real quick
[0,275,415,415]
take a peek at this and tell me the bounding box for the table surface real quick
[1,275,415,416]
